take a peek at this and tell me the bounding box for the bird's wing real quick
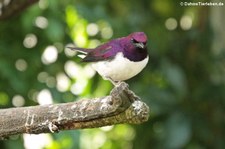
[82,45,113,62]
[68,44,115,62]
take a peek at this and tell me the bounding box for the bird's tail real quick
[67,47,90,54]
[67,47,91,59]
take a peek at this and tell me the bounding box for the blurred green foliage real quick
[1,0,225,149]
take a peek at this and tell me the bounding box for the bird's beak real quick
[135,42,145,49]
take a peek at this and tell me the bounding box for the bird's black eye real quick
[131,38,138,43]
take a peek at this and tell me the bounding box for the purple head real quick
[128,32,147,49]
[118,32,148,61]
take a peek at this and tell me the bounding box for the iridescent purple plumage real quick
[68,32,149,83]
[70,32,148,62]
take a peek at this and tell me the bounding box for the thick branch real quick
[0,0,39,20]
[0,82,149,140]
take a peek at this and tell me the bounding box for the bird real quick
[68,32,149,85]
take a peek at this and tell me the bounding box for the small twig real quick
[0,82,149,140]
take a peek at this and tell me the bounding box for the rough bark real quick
[0,82,149,140]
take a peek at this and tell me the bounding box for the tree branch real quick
[0,0,39,20]
[0,82,149,140]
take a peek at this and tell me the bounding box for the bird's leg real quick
[105,77,121,86]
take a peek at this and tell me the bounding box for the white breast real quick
[91,52,149,81]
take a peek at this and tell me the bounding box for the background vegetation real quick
[0,0,225,149]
